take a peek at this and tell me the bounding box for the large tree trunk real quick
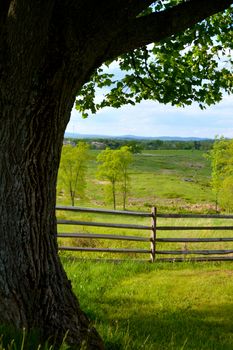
[0,82,104,348]
[0,3,106,345]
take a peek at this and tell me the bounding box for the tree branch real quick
[105,0,233,61]
[127,0,156,18]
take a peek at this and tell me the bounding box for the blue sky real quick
[67,93,233,138]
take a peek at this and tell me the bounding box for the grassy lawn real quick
[62,259,233,350]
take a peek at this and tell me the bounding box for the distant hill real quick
[64,132,212,141]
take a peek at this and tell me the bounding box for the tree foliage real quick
[58,142,90,206]
[126,141,143,154]
[207,137,233,211]
[76,3,233,118]
[117,146,133,210]
[97,148,121,210]
[220,175,233,212]
[97,147,133,209]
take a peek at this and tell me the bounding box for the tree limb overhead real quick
[105,0,233,61]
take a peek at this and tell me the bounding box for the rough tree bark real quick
[0,0,232,349]
[0,54,103,350]
[0,81,104,348]
[0,2,109,348]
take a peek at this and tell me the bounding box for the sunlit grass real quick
[2,260,233,349]
[54,148,233,349]
[62,259,233,350]
[57,149,215,213]
[56,207,233,261]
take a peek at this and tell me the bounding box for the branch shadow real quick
[95,298,233,350]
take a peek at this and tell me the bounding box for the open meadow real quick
[56,149,233,261]
[57,149,215,212]
[55,149,233,349]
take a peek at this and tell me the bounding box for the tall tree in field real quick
[58,142,90,206]
[207,137,230,211]
[220,175,233,212]
[117,146,133,210]
[207,138,233,211]
[97,148,121,210]
[0,1,232,348]
[97,146,133,210]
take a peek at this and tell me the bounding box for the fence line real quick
[56,205,152,217]
[58,232,151,242]
[56,206,233,262]
[57,219,151,230]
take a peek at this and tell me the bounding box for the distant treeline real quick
[64,138,214,152]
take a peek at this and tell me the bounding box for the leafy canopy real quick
[207,137,233,211]
[76,3,232,117]
[97,146,133,209]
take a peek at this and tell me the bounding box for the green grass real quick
[0,326,69,350]
[62,259,233,350]
[57,207,233,261]
[57,149,214,213]
[56,148,232,260]
[2,260,233,349]
[2,150,232,349]
[56,149,233,349]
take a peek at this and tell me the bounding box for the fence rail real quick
[57,219,151,230]
[56,206,233,262]
[56,205,152,217]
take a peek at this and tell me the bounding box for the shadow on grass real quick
[0,326,43,350]
[94,301,233,350]
[0,326,69,350]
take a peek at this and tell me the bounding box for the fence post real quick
[151,207,157,262]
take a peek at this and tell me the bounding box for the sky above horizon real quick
[67,93,233,138]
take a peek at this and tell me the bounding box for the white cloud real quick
[67,94,233,138]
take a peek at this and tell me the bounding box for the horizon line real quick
[64,132,216,140]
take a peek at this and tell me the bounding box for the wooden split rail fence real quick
[56,206,233,262]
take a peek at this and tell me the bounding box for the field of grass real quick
[61,259,233,350]
[56,149,232,260]
[1,259,233,349]
[55,150,233,349]
[57,149,215,213]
